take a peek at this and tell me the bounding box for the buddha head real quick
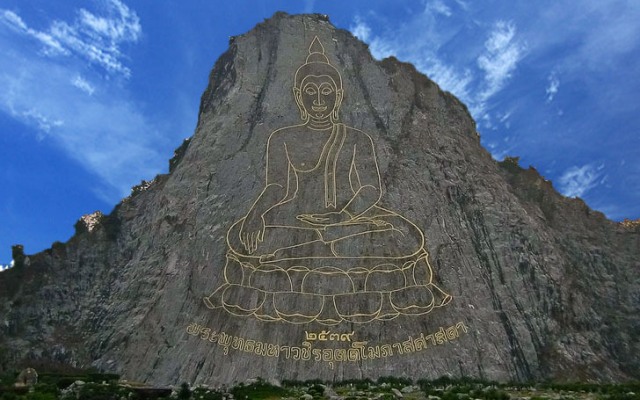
[293,37,344,124]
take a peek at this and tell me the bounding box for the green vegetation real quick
[230,378,294,399]
[377,376,413,387]
[1,369,639,400]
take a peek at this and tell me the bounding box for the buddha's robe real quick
[227,123,424,260]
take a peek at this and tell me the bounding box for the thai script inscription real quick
[305,330,355,342]
[186,321,468,368]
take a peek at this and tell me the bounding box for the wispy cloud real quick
[558,164,605,198]
[20,109,65,134]
[545,72,559,103]
[426,0,453,17]
[0,10,68,55]
[71,76,96,95]
[414,57,473,104]
[349,13,525,130]
[350,16,371,43]
[350,18,396,61]
[539,0,640,73]
[349,14,473,104]
[477,21,526,102]
[0,0,140,76]
[0,2,166,201]
[332,2,638,221]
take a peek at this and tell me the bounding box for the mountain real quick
[0,12,638,385]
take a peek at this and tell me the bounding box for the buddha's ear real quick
[293,87,307,121]
[332,89,344,122]
[336,89,344,106]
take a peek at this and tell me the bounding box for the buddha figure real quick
[203,37,451,325]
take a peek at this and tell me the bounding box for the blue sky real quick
[1,0,639,265]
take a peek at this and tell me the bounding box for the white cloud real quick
[350,16,371,43]
[71,76,96,95]
[546,72,559,102]
[558,164,604,198]
[477,21,525,102]
[0,9,25,30]
[0,3,164,201]
[349,19,396,61]
[498,111,511,123]
[453,0,469,11]
[78,1,140,43]
[20,108,65,133]
[491,146,514,161]
[0,10,68,55]
[497,110,512,129]
[368,38,396,60]
[347,2,639,220]
[540,0,640,72]
[349,13,474,106]
[348,15,525,129]
[414,57,473,103]
[426,0,453,17]
[0,51,165,199]
[0,0,140,76]
[0,260,15,272]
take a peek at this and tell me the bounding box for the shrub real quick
[307,384,325,397]
[192,387,224,400]
[377,376,413,387]
[230,379,292,399]
[0,392,18,400]
[178,382,191,400]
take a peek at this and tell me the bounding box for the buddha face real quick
[294,75,343,122]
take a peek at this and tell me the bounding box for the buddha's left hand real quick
[297,211,352,226]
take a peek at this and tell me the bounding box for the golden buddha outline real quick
[203,37,452,325]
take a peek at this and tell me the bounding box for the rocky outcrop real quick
[0,12,638,384]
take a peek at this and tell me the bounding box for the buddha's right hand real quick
[239,214,265,254]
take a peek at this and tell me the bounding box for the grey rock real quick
[391,388,403,398]
[322,386,341,399]
[268,378,282,387]
[0,12,638,386]
[15,368,38,387]
[401,386,416,393]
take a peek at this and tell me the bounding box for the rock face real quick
[0,13,638,384]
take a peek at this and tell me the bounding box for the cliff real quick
[0,13,638,384]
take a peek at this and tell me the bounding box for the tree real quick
[178,382,191,400]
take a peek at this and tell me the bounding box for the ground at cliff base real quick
[1,372,639,400]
